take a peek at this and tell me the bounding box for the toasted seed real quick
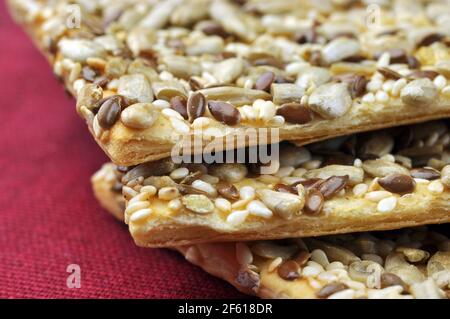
[271,83,305,105]
[200,22,229,38]
[293,250,311,266]
[378,67,402,80]
[350,75,368,98]
[304,188,324,215]
[276,103,312,124]
[321,37,360,64]
[118,74,153,103]
[304,165,364,185]
[407,56,421,69]
[318,175,349,199]
[374,48,407,63]
[308,83,352,119]
[187,92,206,122]
[408,70,439,80]
[277,260,300,280]
[316,283,349,298]
[410,168,440,180]
[122,159,175,184]
[417,33,444,48]
[188,78,203,91]
[208,101,241,125]
[251,242,298,260]
[210,163,247,183]
[181,194,214,214]
[97,96,121,129]
[257,189,304,219]
[427,251,450,276]
[273,183,296,194]
[401,78,438,107]
[306,239,360,265]
[120,103,158,129]
[296,178,324,190]
[362,159,410,177]
[348,260,383,283]
[380,273,408,291]
[378,174,416,194]
[199,86,271,106]
[170,96,188,119]
[396,247,430,263]
[236,266,260,292]
[255,71,275,91]
[216,181,240,200]
[441,165,450,187]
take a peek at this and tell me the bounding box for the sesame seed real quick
[269,115,285,127]
[239,186,256,201]
[353,158,362,167]
[168,199,182,212]
[192,179,217,196]
[140,185,157,196]
[191,117,210,129]
[380,154,395,162]
[365,190,393,202]
[353,183,368,197]
[247,200,273,218]
[125,201,150,216]
[367,79,383,92]
[442,86,450,97]
[235,243,253,265]
[162,108,185,120]
[170,167,189,180]
[215,198,231,212]
[327,289,355,299]
[433,75,447,90]
[128,192,152,205]
[382,80,395,93]
[170,117,190,134]
[129,208,152,223]
[268,257,283,272]
[153,99,171,109]
[377,52,390,67]
[391,78,407,96]
[362,92,376,103]
[375,90,389,103]
[377,196,397,213]
[226,210,249,226]
[414,178,430,184]
[158,187,180,200]
[428,180,444,194]
[302,265,322,277]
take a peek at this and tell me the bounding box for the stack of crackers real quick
[9,0,450,298]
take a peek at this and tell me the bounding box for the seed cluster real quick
[17,0,450,144]
[232,226,450,299]
[120,121,450,227]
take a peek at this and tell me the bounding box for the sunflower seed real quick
[120,103,158,129]
[401,78,438,107]
[308,83,352,119]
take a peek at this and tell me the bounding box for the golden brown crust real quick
[130,196,450,247]
[92,163,450,299]
[9,0,450,166]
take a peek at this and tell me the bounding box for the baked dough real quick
[107,121,450,247]
[92,162,450,299]
[9,0,450,166]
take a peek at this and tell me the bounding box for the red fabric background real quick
[0,3,244,298]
